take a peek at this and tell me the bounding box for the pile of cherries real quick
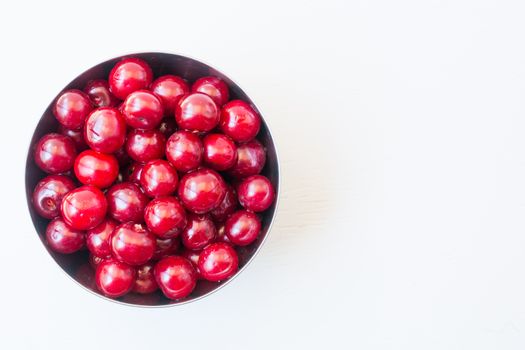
[32,57,275,300]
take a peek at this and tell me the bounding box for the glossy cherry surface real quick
[237,175,275,212]
[198,242,239,282]
[106,182,149,223]
[178,168,226,214]
[53,90,93,130]
[96,259,136,298]
[154,256,197,300]
[144,197,187,238]
[122,90,164,130]
[58,125,88,151]
[165,130,203,172]
[108,58,153,100]
[191,76,229,106]
[229,139,266,178]
[111,222,156,266]
[34,133,77,174]
[84,80,119,108]
[203,133,237,171]
[158,117,177,137]
[151,75,189,114]
[74,150,119,188]
[175,92,219,132]
[125,129,166,163]
[125,163,144,184]
[181,214,217,250]
[86,219,117,258]
[152,237,180,260]
[181,249,202,278]
[32,175,75,219]
[225,210,261,246]
[84,107,126,153]
[46,218,85,254]
[210,185,237,222]
[219,100,261,142]
[133,263,158,294]
[140,160,178,197]
[61,185,107,230]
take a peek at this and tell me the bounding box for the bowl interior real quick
[25,52,279,306]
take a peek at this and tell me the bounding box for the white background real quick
[1,0,525,348]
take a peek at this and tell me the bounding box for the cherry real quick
[46,218,85,254]
[191,76,229,106]
[84,107,126,153]
[58,125,88,151]
[108,57,153,100]
[53,90,93,130]
[151,75,189,114]
[181,249,202,278]
[140,160,178,197]
[96,259,136,298]
[219,100,261,142]
[124,163,144,184]
[178,168,226,214]
[215,223,231,243]
[86,219,117,258]
[111,222,156,266]
[61,185,107,230]
[106,182,149,223]
[74,150,119,188]
[225,210,261,246]
[125,129,166,163]
[89,254,107,269]
[144,197,186,238]
[165,130,203,172]
[237,175,275,212]
[32,175,75,219]
[152,237,180,260]
[181,214,216,250]
[175,92,219,132]
[228,139,266,178]
[158,117,177,137]
[122,90,164,130]
[210,185,237,222]
[84,80,119,108]
[154,256,197,300]
[34,133,77,174]
[198,242,238,282]
[133,263,158,294]
[203,133,237,171]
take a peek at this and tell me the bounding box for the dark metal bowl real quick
[24,52,280,307]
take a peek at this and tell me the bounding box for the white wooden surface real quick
[3,0,525,348]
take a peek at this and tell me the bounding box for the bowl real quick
[24,52,280,307]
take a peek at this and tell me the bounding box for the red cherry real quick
[203,133,237,171]
[181,214,216,250]
[198,242,238,282]
[58,125,88,151]
[140,160,178,197]
[219,100,261,142]
[225,210,261,246]
[178,168,226,214]
[34,133,77,174]
[53,90,93,130]
[144,197,187,238]
[89,254,107,269]
[165,130,203,172]
[158,117,178,137]
[122,90,164,130]
[228,139,266,178]
[181,249,202,278]
[106,182,149,223]
[152,237,180,260]
[210,185,238,222]
[237,175,275,212]
[86,219,117,258]
[84,107,126,153]
[124,162,144,184]
[154,256,197,300]
[125,129,166,163]
[74,150,119,188]
[96,259,136,298]
[191,76,229,106]
[46,218,85,254]
[133,263,158,294]
[108,58,153,100]
[61,185,107,230]
[111,222,156,266]
[32,175,75,219]
[215,223,231,243]
[151,75,189,114]
[175,93,219,132]
[84,80,120,108]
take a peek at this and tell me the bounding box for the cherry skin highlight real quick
[61,185,107,230]
[106,182,149,223]
[122,90,164,130]
[228,139,266,178]
[84,80,119,108]
[108,57,153,100]
[86,219,117,258]
[111,222,156,266]
[198,242,239,282]
[140,160,178,197]
[53,89,93,130]
[191,76,229,106]
[74,150,119,188]
[125,129,166,163]
[32,175,75,219]
[34,133,77,174]
[237,175,275,212]
[225,210,261,246]
[165,130,203,172]
[175,92,219,132]
[96,259,136,298]
[144,197,187,238]
[151,75,189,114]
[84,107,126,153]
[46,218,85,254]
[203,133,237,171]
[154,256,197,300]
[178,168,227,214]
[181,214,217,250]
[133,263,158,294]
